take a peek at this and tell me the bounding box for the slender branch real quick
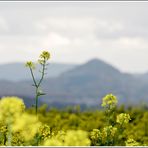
[29,67,37,87]
[35,87,39,114]
[35,58,47,114]
[29,67,38,114]
[37,58,46,88]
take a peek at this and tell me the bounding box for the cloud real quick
[0,2,148,73]
[0,16,8,32]
[35,17,96,39]
[42,32,71,48]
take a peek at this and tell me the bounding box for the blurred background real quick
[0,2,148,109]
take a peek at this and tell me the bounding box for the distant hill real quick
[41,59,141,106]
[0,59,148,108]
[0,62,76,81]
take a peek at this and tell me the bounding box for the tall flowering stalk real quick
[101,94,118,145]
[101,94,117,125]
[26,51,50,114]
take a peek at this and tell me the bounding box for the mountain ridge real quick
[0,62,77,81]
[0,58,148,108]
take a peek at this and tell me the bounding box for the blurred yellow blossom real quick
[101,94,117,109]
[90,129,102,141]
[25,61,35,69]
[38,124,51,140]
[125,138,140,146]
[101,126,117,143]
[116,113,131,125]
[38,51,50,64]
[64,130,90,146]
[40,51,50,60]
[0,97,25,122]
[44,130,90,146]
[12,113,41,141]
[44,138,63,146]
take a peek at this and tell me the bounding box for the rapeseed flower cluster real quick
[90,129,102,146]
[125,138,140,146]
[64,130,90,146]
[38,124,51,141]
[12,113,41,141]
[101,94,117,110]
[116,113,131,125]
[90,125,117,146]
[38,51,50,65]
[25,61,35,69]
[0,97,25,122]
[39,51,50,60]
[90,129,101,141]
[0,94,141,146]
[101,126,117,143]
[44,130,90,146]
[0,97,42,145]
[44,138,63,146]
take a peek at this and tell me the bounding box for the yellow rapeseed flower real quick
[39,51,50,60]
[44,130,90,146]
[101,94,118,109]
[90,129,102,141]
[0,97,25,122]
[12,113,41,141]
[25,61,35,69]
[116,113,131,125]
[125,138,140,146]
[44,138,63,146]
[64,130,90,146]
[101,126,117,143]
[38,124,51,140]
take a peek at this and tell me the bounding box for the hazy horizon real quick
[0,2,148,73]
[0,58,147,75]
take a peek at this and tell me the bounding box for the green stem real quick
[4,131,7,145]
[7,119,12,146]
[35,88,39,115]
[35,59,46,115]
[35,59,46,114]
[37,58,46,87]
[29,58,47,115]
[29,67,37,87]
[29,67,38,114]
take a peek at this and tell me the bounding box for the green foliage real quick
[0,94,148,146]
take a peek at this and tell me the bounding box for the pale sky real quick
[0,2,148,73]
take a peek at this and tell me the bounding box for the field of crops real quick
[0,94,148,146]
[0,51,147,146]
